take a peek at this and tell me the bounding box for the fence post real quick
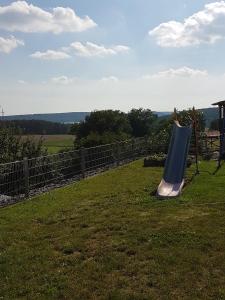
[132,139,135,159]
[23,157,29,198]
[80,147,86,178]
[145,136,149,155]
[116,142,120,166]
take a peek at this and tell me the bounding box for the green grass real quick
[42,135,75,153]
[0,160,225,299]
[24,135,75,153]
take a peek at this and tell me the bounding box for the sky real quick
[1,0,225,115]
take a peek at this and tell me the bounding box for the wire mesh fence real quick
[0,137,148,206]
[0,131,222,207]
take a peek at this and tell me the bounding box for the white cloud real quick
[149,1,225,47]
[30,50,71,60]
[32,42,130,60]
[18,80,27,84]
[101,76,119,82]
[51,76,77,85]
[0,1,96,34]
[0,35,24,53]
[69,42,130,57]
[142,67,208,79]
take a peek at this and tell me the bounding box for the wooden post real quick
[192,107,200,174]
[211,100,225,169]
[222,105,225,157]
[80,147,86,178]
[218,105,222,168]
[217,104,225,168]
[23,157,29,197]
[205,135,208,155]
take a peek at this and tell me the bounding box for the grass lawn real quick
[24,135,75,153]
[0,160,225,299]
[42,135,74,154]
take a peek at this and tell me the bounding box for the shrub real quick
[0,127,46,163]
[144,154,166,167]
[144,154,193,168]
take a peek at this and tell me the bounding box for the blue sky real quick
[1,0,225,115]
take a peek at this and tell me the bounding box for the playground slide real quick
[157,121,192,198]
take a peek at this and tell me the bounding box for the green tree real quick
[176,109,206,131]
[149,118,173,153]
[210,119,219,131]
[0,127,46,163]
[0,120,70,135]
[74,110,132,147]
[148,108,205,154]
[70,123,80,135]
[128,108,158,137]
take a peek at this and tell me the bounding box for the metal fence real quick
[0,131,221,207]
[0,137,148,206]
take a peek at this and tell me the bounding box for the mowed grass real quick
[24,135,75,153]
[0,160,225,299]
[42,135,74,153]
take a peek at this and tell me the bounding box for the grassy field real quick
[0,160,225,299]
[24,135,75,153]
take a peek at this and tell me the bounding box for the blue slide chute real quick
[157,121,192,198]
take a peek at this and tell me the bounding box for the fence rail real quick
[0,138,148,206]
[0,133,219,207]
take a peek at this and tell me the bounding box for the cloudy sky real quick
[1,0,225,115]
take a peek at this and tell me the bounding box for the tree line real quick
[0,108,205,163]
[0,120,71,135]
[71,108,205,148]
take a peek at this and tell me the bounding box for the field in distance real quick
[23,134,75,154]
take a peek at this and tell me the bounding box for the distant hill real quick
[3,112,90,123]
[4,111,170,122]
[156,107,218,128]
[199,107,218,128]
[4,111,169,123]
[3,108,218,128]
[155,111,171,117]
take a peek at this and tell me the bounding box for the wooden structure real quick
[191,107,200,174]
[212,101,225,167]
